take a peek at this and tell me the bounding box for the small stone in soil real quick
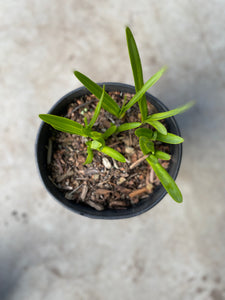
[102,157,112,169]
[125,146,135,154]
[92,174,100,180]
[117,177,126,185]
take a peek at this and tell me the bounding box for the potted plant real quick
[36,27,194,219]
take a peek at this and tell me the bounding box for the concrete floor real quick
[1,1,225,299]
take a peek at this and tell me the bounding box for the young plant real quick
[125,26,194,203]
[126,26,148,121]
[39,86,126,164]
[39,26,194,204]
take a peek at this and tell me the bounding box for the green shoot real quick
[120,95,127,119]
[139,140,182,203]
[90,140,103,150]
[139,136,155,154]
[145,119,167,135]
[135,128,154,139]
[88,85,105,129]
[102,124,117,139]
[136,128,183,144]
[120,66,167,116]
[84,116,88,128]
[87,131,102,139]
[100,146,126,162]
[116,122,141,134]
[84,142,94,164]
[155,151,171,160]
[156,132,184,144]
[74,71,120,117]
[146,101,195,121]
[147,155,183,203]
[126,26,148,121]
[39,114,86,136]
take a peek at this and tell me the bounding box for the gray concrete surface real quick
[1,1,225,299]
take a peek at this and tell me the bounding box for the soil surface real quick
[47,91,170,210]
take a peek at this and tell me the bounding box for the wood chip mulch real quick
[47,91,171,211]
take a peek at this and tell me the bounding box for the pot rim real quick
[35,82,182,219]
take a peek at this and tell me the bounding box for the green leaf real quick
[135,128,154,139]
[117,122,141,133]
[84,117,88,128]
[97,137,106,147]
[87,131,103,139]
[155,151,171,160]
[39,114,86,136]
[74,71,120,117]
[120,95,127,118]
[146,154,183,203]
[126,26,148,121]
[156,132,184,144]
[152,131,158,141]
[146,101,195,121]
[90,140,102,150]
[145,119,167,135]
[88,85,105,129]
[84,145,94,164]
[139,136,155,154]
[122,66,167,113]
[100,146,126,162]
[102,124,117,139]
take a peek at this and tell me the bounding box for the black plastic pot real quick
[36,83,182,219]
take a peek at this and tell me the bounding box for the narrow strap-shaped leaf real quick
[122,67,167,113]
[84,145,94,164]
[120,95,127,117]
[135,128,154,139]
[139,136,155,154]
[146,101,195,121]
[126,26,148,121]
[155,151,171,160]
[156,132,184,144]
[74,71,120,117]
[88,85,105,128]
[100,146,126,162]
[84,116,88,128]
[39,114,86,136]
[117,122,141,133]
[102,125,117,139]
[145,119,167,135]
[147,155,183,203]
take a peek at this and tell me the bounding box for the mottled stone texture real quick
[0,1,225,299]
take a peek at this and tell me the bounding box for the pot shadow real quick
[155,64,225,277]
[0,251,20,300]
[152,72,225,154]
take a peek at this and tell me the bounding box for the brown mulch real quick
[47,91,170,211]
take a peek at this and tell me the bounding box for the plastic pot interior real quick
[36,83,182,219]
